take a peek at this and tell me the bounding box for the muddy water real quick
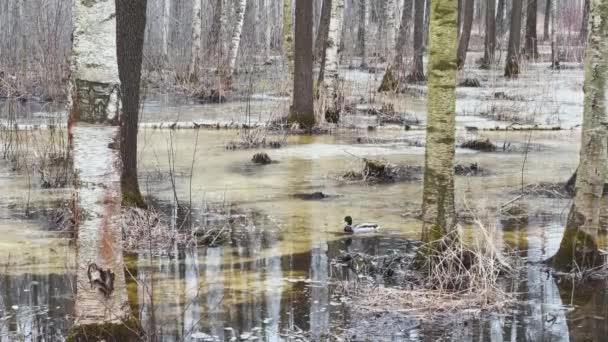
[0,60,603,341]
[1,124,607,341]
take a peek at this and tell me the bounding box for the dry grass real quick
[121,203,241,254]
[340,158,422,184]
[339,217,517,321]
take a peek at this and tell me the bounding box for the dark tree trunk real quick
[543,0,551,41]
[504,0,522,77]
[394,0,413,70]
[423,0,430,48]
[496,0,506,36]
[407,0,425,82]
[481,0,496,68]
[291,0,315,128]
[581,0,589,42]
[524,0,538,59]
[457,0,474,69]
[314,0,332,61]
[209,0,223,58]
[458,0,463,36]
[357,0,367,68]
[116,0,147,208]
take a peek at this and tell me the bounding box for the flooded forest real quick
[1,0,608,341]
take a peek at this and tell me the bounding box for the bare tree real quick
[524,0,539,59]
[357,0,369,68]
[67,0,132,338]
[551,0,607,270]
[505,0,523,77]
[421,0,459,242]
[318,0,345,114]
[496,0,506,36]
[481,0,496,68]
[407,0,425,82]
[188,0,202,81]
[550,0,559,68]
[290,0,315,128]
[315,0,332,61]
[581,0,590,41]
[544,0,551,40]
[457,0,474,69]
[228,0,248,77]
[395,0,413,72]
[284,0,294,78]
[117,0,147,208]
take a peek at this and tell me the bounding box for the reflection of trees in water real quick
[0,272,74,340]
[561,281,608,341]
[204,246,224,340]
[264,231,283,342]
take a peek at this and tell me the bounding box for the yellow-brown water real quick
[1,61,606,341]
[1,125,606,341]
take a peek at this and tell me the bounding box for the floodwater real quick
[1,59,607,341]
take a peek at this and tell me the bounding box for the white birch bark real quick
[189,0,203,80]
[264,0,272,62]
[163,0,171,60]
[324,0,345,101]
[68,0,128,330]
[550,0,558,67]
[385,0,397,59]
[228,0,248,76]
[553,0,608,268]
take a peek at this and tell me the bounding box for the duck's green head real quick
[344,216,353,225]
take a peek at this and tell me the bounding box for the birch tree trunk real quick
[189,0,202,81]
[162,0,170,61]
[284,0,294,79]
[408,0,426,82]
[457,0,474,69]
[551,0,608,270]
[505,0,523,77]
[320,0,345,109]
[544,0,551,40]
[264,0,272,62]
[291,0,315,128]
[551,0,559,68]
[228,0,248,77]
[421,0,459,242]
[524,0,539,59]
[384,0,397,61]
[67,0,133,338]
[481,0,496,68]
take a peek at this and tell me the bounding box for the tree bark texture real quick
[421,0,459,242]
[291,0,315,128]
[505,0,523,77]
[552,0,608,271]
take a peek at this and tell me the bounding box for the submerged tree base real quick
[67,319,140,342]
[378,66,399,92]
[548,226,605,271]
[504,60,520,78]
[121,177,147,209]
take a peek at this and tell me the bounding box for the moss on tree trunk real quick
[420,0,458,242]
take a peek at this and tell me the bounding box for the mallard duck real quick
[343,216,379,234]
